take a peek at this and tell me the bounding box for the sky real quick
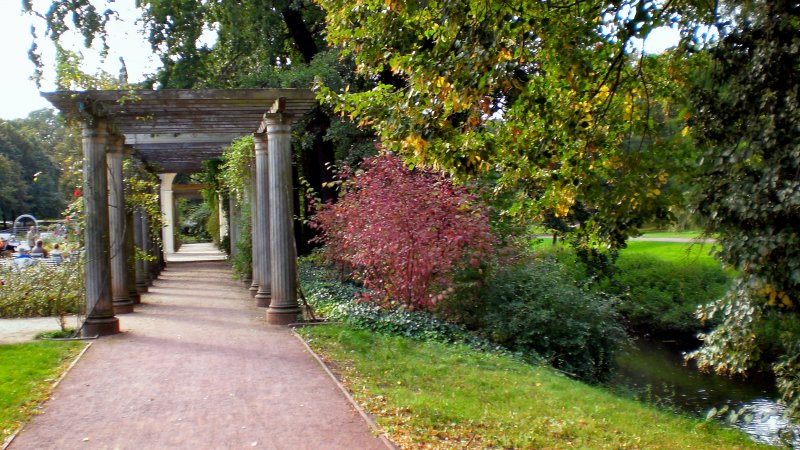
[0,2,681,121]
[0,1,158,120]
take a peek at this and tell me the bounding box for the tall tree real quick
[687,0,800,415]
[314,0,712,254]
[27,0,377,252]
[0,117,64,222]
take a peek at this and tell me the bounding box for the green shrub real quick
[299,257,499,351]
[476,258,627,383]
[609,254,731,335]
[0,258,85,323]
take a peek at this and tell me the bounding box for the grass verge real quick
[298,324,768,449]
[0,341,86,443]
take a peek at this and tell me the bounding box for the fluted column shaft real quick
[254,133,272,307]
[229,196,239,263]
[248,161,259,296]
[265,115,300,324]
[107,137,133,314]
[125,204,140,305]
[80,119,119,336]
[134,208,148,292]
[159,173,177,254]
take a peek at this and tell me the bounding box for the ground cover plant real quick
[0,341,85,444]
[298,324,767,449]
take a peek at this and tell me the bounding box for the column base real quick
[136,283,149,293]
[255,291,271,308]
[129,292,141,305]
[249,284,259,298]
[82,316,120,337]
[267,306,302,325]
[113,299,135,314]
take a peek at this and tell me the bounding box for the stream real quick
[612,338,800,448]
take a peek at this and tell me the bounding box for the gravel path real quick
[9,244,387,450]
[0,316,81,344]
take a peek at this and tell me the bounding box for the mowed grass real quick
[0,341,86,443]
[621,241,727,271]
[638,231,708,240]
[299,324,767,449]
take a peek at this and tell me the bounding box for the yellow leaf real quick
[681,126,690,137]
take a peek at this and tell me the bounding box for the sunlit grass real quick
[299,324,767,449]
[0,341,85,443]
[622,241,720,266]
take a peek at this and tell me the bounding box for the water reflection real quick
[734,399,800,448]
[613,337,799,448]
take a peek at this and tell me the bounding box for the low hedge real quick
[0,258,85,318]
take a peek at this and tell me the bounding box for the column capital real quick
[253,131,268,153]
[80,117,108,139]
[107,134,125,154]
[261,112,293,131]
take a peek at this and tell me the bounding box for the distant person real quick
[50,243,63,263]
[0,238,15,256]
[30,239,48,257]
[26,226,38,248]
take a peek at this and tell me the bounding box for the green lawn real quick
[638,231,708,240]
[0,341,86,443]
[621,241,722,268]
[299,324,767,449]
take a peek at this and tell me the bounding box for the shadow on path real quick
[10,244,386,450]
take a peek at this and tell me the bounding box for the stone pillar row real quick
[78,107,303,335]
[79,119,166,337]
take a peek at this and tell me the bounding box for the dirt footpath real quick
[9,256,387,450]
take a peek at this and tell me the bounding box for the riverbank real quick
[298,324,769,449]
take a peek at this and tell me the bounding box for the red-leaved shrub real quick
[311,153,495,311]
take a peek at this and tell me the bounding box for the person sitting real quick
[0,238,15,256]
[50,243,63,263]
[30,240,48,258]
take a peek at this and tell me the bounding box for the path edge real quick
[290,327,398,450]
[2,341,93,450]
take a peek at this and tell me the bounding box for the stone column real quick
[107,136,134,314]
[80,118,119,336]
[159,173,177,254]
[240,186,252,287]
[265,115,300,325]
[218,193,228,245]
[134,208,148,293]
[125,205,141,305]
[254,132,271,307]
[248,162,259,297]
[229,196,239,263]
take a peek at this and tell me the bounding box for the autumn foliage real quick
[311,153,495,311]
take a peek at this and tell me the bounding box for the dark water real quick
[612,338,800,448]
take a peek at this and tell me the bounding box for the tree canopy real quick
[315,0,716,253]
[686,0,800,414]
[0,110,69,223]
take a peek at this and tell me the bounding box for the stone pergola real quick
[43,89,317,335]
